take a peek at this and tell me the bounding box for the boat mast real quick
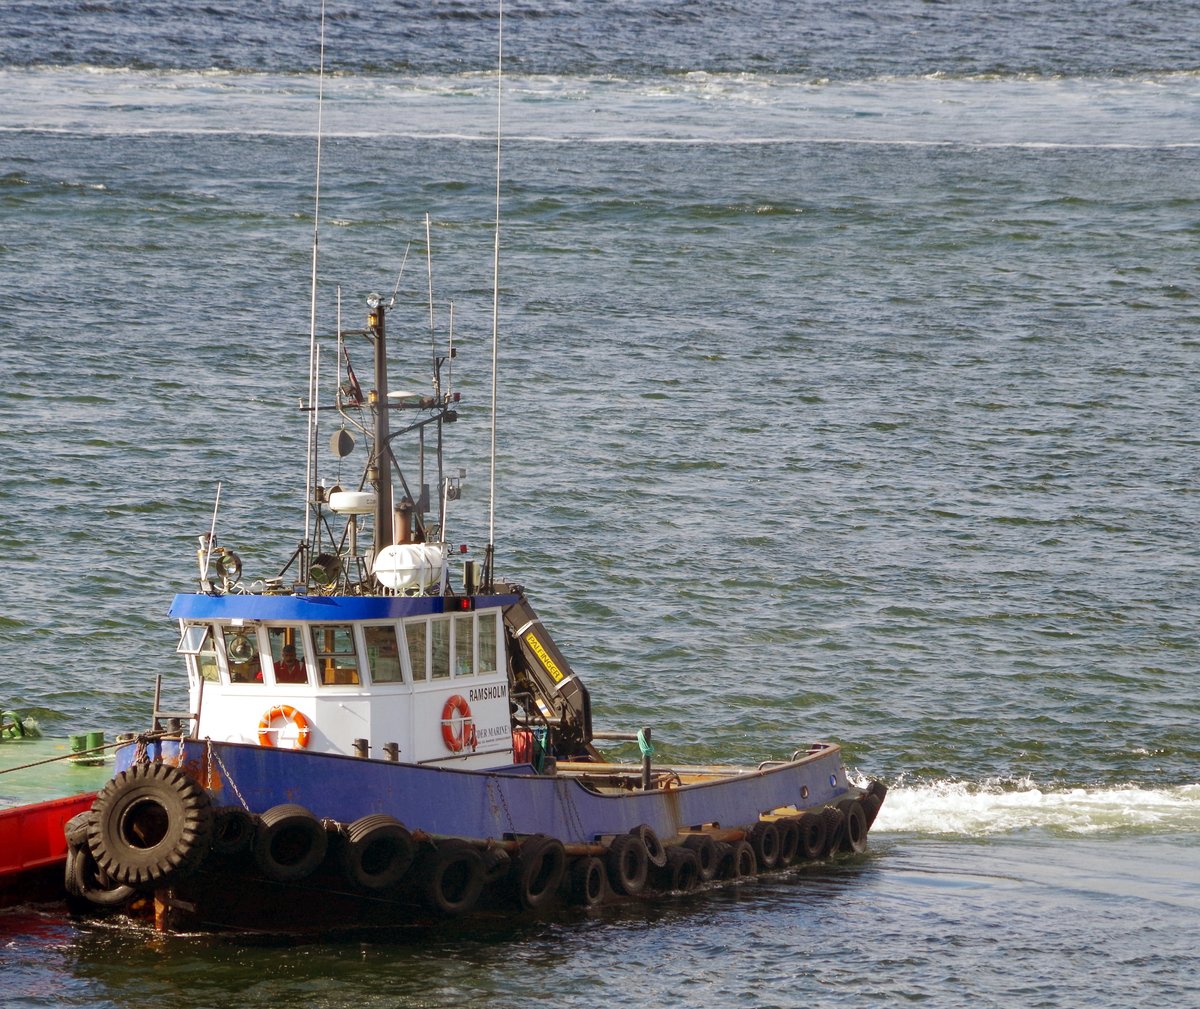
[305,0,330,546]
[368,295,395,556]
[484,0,504,591]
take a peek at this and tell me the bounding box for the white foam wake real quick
[859,777,1200,837]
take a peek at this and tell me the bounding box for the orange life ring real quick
[258,704,312,749]
[441,694,477,752]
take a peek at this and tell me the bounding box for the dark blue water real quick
[2,2,1199,1006]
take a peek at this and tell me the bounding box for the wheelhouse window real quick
[404,620,427,682]
[431,618,450,679]
[223,626,262,683]
[455,617,474,676]
[312,623,360,685]
[364,624,404,683]
[267,626,309,685]
[178,624,220,682]
[478,612,499,675]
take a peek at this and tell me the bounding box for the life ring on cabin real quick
[257,705,312,749]
[440,694,477,752]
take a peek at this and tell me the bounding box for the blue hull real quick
[122,738,853,843]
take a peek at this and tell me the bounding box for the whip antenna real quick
[305,0,330,543]
[484,0,503,591]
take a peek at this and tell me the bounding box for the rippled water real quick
[2,2,1199,1006]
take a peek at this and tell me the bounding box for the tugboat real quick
[63,286,885,932]
[62,15,885,936]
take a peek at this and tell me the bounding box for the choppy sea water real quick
[1,2,1198,1006]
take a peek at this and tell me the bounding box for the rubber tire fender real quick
[341,814,415,890]
[65,811,93,848]
[681,833,719,882]
[748,820,780,870]
[253,803,328,882]
[210,806,257,857]
[838,798,869,854]
[730,839,757,879]
[66,844,136,907]
[513,834,567,911]
[630,823,668,869]
[654,846,700,892]
[796,810,827,861]
[821,805,846,857]
[605,832,649,896]
[416,839,485,916]
[479,846,511,885]
[88,762,213,889]
[712,841,734,880]
[775,817,801,867]
[569,855,607,907]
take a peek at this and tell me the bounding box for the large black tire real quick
[415,839,484,916]
[341,814,415,890]
[682,833,719,882]
[512,834,567,911]
[838,799,869,854]
[862,790,884,829]
[210,806,257,857]
[66,845,136,907]
[653,846,700,892]
[821,805,846,856]
[88,762,213,889]
[797,810,827,861]
[606,832,648,896]
[748,820,780,870]
[630,824,668,869]
[253,803,328,882]
[776,818,800,867]
[713,841,736,880]
[569,855,607,907]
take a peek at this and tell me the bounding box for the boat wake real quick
[858,776,1200,838]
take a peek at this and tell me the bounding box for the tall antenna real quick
[426,212,438,396]
[485,0,503,590]
[304,0,330,543]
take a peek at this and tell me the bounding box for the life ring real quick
[87,762,213,889]
[440,694,477,752]
[258,705,311,749]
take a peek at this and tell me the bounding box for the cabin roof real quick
[170,592,520,622]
